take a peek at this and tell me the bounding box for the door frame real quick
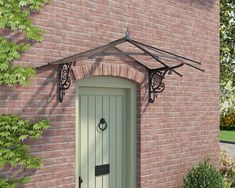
[75,76,137,188]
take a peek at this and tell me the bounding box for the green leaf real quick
[220,0,235,84]
[19,135,28,141]
[0,115,50,186]
[0,0,49,85]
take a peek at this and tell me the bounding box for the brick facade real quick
[0,0,220,187]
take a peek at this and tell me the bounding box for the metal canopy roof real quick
[36,30,204,103]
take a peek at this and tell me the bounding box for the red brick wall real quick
[0,0,220,187]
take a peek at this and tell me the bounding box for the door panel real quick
[109,96,116,188]
[80,96,88,188]
[79,87,126,188]
[88,96,95,188]
[116,96,123,188]
[102,96,110,188]
[95,96,103,188]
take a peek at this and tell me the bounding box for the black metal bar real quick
[157,56,204,72]
[154,58,183,77]
[154,63,184,72]
[148,69,152,103]
[36,37,126,70]
[35,62,53,71]
[113,46,150,71]
[35,32,204,104]
[36,46,105,70]
[101,51,203,72]
[101,51,148,56]
[182,62,205,72]
[88,37,126,59]
[127,39,182,77]
[79,176,83,188]
[131,39,202,65]
[159,56,205,72]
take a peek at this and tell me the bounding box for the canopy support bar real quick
[36,30,204,103]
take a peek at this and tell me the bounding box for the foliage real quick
[220,81,235,130]
[220,0,235,130]
[0,114,50,188]
[0,0,49,85]
[220,115,235,130]
[0,177,30,188]
[220,81,235,116]
[183,159,224,188]
[220,150,235,187]
[220,0,235,85]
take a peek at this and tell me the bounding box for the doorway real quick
[76,77,136,188]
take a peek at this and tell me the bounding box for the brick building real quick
[0,0,220,187]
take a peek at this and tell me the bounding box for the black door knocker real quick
[98,118,107,131]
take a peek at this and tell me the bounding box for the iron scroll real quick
[148,63,184,103]
[58,62,72,103]
[35,31,204,103]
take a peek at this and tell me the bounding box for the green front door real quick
[79,87,127,188]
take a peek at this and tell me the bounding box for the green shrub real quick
[220,81,235,130]
[183,159,224,188]
[220,150,235,187]
[220,114,235,130]
[0,114,50,188]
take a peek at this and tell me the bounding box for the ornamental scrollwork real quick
[148,68,172,103]
[58,62,72,103]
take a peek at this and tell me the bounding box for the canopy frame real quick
[36,30,204,103]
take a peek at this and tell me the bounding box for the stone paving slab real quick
[220,142,235,159]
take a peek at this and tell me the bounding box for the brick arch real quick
[72,63,146,84]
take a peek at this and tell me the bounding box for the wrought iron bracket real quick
[148,63,184,103]
[36,30,204,103]
[58,62,72,103]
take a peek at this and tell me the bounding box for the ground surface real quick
[220,130,235,142]
[220,142,235,159]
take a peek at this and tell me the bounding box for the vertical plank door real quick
[79,87,126,188]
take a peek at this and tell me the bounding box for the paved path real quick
[220,142,235,159]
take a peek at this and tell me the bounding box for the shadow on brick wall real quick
[179,0,217,8]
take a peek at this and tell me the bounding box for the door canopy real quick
[36,30,204,103]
